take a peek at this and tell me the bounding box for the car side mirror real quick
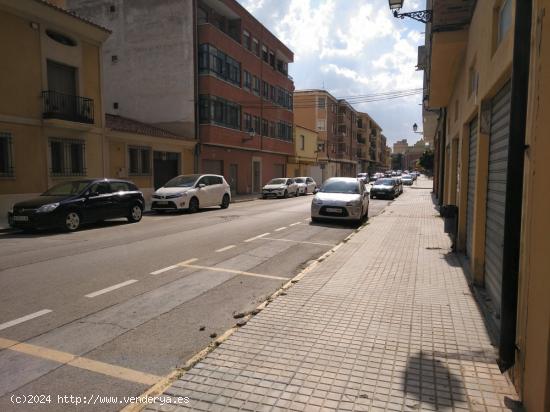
[197,183,206,189]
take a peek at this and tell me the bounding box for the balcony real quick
[42,91,94,124]
[357,135,366,144]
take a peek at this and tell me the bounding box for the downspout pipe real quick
[193,0,200,174]
[438,108,446,205]
[498,0,532,371]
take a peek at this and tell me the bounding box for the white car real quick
[262,178,299,198]
[151,174,231,213]
[311,177,369,224]
[294,177,317,195]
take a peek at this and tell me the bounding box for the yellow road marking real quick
[0,337,160,386]
[176,263,288,280]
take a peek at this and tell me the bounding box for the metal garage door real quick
[466,117,478,260]
[484,82,511,316]
[308,165,322,186]
[202,159,223,175]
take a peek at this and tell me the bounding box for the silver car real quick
[311,177,369,224]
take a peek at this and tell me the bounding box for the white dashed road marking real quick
[244,233,270,242]
[289,222,302,226]
[0,309,52,331]
[274,227,287,232]
[216,245,236,252]
[176,263,288,281]
[85,280,138,298]
[150,265,178,275]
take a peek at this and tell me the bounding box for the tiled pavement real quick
[145,178,519,412]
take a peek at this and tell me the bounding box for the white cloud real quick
[237,0,426,145]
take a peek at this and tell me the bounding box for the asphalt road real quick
[0,194,390,411]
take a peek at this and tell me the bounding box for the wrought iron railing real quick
[42,90,94,124]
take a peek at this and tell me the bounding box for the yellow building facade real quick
[0,0,109,223]
[426,0,550,409]
[287,125,321,182]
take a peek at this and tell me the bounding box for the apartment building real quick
[0,0,109,223]
[67,0,294,195]
[424,0,550,409]
[196,0,294,194]
[294,90,388,179]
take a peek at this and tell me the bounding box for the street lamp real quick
[388,0,432,23]
[413,123,423,134]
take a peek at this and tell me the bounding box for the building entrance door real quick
[252,160,261,193]
[154,151,180,189]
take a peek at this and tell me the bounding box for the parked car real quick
[356,173,369,184]
[151,174,231,213]
[262,178,299,198]
[370,178,400,200]
[294,177,317,195]
[311,177,369,224]
[8,179,144,232]
[401,174,414,186]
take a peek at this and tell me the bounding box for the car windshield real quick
[320,180,359,194]
[376,179,395,185]
[294,178,305,183]
[164,175,200,188]
[42,181,90,196]
[268,178,287,185]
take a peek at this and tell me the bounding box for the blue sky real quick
[237,0,426,147]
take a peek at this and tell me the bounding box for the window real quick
[128,146,151,175]
[252,38,260,56]
[0,132,14,177]
[49,138,85,176]
[261,45,268,62]
[111,181,131,192]
[199,95,242,130]
[317,97,326,108]
[243,70,251,90]
[252,76,260,95]
[270,121,277,138]
[498,0,512,45]
[253,116,261,133]
[300,135,305,150]
[270,85,276,101]
[242,30,251,50]
[468,65,478,98]
[89,182,111,195]
[198,44,241,86]
[316,119,326,131]
[261,119,269,136]
[244,113,252,131]
[269,51,275,67]
[262,80,270,98]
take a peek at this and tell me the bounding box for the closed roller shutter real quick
[484,82,511,316]
[466,117,478,260]
[202,159,223,175]
[308,165,322,185]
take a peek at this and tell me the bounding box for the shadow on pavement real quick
[0,220,129,238]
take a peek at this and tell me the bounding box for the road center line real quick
[176,263,288,280]
[244,232,270,242]
[289,222,302,226]
[215,245,236,252]
[150,265,178,275]
[0,337,160,385]
[0,309,52,332]
[85,280,138,298]
[179,258,198,265]
[274,227,287,232]
[257,237,336,247]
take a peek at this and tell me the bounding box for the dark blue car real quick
[8,179,144,232]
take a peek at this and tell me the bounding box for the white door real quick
[195,176,213,206]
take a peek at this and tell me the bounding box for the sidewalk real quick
[146,178,519,412]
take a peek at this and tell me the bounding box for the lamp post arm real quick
[393,9,432,23]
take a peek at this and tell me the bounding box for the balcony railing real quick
[42,90,94,124]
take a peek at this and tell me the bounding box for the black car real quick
[370,178,400,199]
[8,179,144,232]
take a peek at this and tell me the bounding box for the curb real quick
[120,219,368,412]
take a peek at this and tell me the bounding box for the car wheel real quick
[284,190,288,198]
[188,197,199,213]
[64,211,81,232]
[127,204,143,223]
[220,194,230,209]
[370,193,375,199]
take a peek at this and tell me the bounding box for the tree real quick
[417,150,434,173]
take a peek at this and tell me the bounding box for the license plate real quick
[325,207,342,213]
[156,201,168,205]
[13,216,29,222]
